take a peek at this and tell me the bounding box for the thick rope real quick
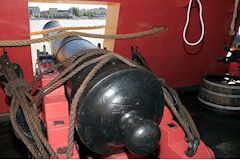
[30,105,58,158]
[31,48,102,91]
[230,0,240,36]
[31,49,141,158]
[2,63,50,158]
[9,98,41,158]
[0,26,166,47]
[162,84,200,157]
[66,55,114,158]
[34,51,108,102]
[0,58,58,159]
[0,23,166,158]
[31,25,106,36]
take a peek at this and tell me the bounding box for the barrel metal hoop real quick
[200,87,240,98]
[198,97,240,111]
[203,78,240,90]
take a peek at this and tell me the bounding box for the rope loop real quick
[183,0,205,46]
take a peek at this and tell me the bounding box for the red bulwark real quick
[0,0,33,113]
[103,0,233,87]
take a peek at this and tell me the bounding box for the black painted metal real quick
[44,21,165,156]
[43,21,97,62]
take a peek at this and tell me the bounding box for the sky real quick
[28,2,107,11]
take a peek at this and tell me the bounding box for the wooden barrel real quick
[198,73,240,113]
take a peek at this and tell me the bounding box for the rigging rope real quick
[0,59,58,158]
[0,26,166,47]
[230,0,240,36]
[183,0,205,46]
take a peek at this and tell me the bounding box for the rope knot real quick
[5,79,30,97]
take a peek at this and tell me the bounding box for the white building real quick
[28,6,40,17]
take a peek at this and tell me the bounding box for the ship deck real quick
[0,91,240,158]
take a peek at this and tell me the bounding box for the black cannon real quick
[43,21,164,156]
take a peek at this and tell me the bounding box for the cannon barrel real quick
[43,20,164,156]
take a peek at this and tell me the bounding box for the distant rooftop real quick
[28,2,107,12]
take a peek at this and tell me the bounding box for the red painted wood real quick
[0,0,237,113]
[0,0,33,113]
[106,107,214,159]
[39,63,79,159]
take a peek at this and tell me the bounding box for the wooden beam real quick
[103,2,120,51]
